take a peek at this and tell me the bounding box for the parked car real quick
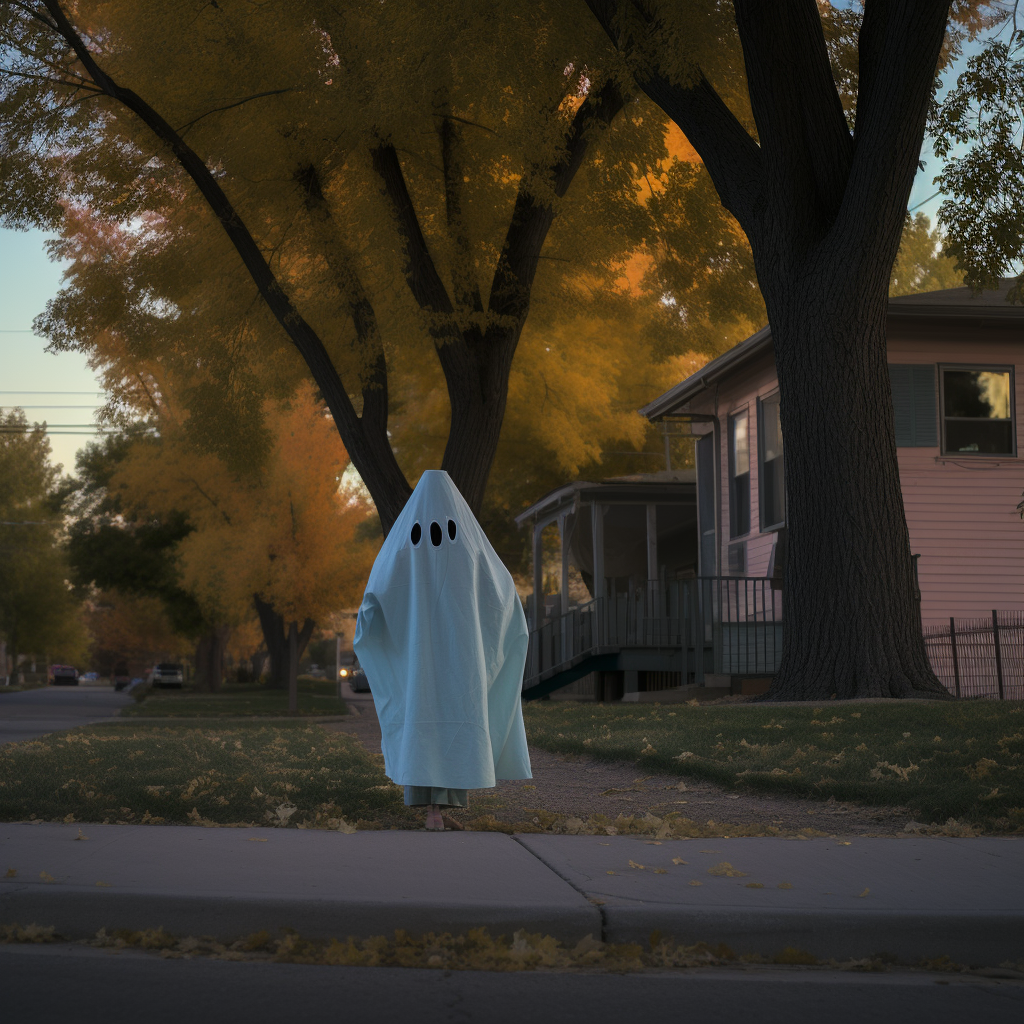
[50,665,78,686]
[340,660,370,694]
[147,663,184,688]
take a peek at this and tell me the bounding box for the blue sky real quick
[0,25,996,473]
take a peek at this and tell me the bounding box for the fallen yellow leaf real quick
[745,883,765,889]
[95,881,111,888]
[671,857,688,865]
[707,862,748,878]
[606,870,616,875]
[628,860,645,870]
[644,841,662,846]
[689,880,703,886]
[75,829,88,841]
[777,882,794,889]
[653,868,668,874]
[5,868,16,878]
[836,841,851,846]
[39,871,55,883]
[247,838,268,843]
[857,888,870,898]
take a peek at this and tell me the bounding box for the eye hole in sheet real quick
[411,522,421,546]
[430,521,443,547]
[447,519,457,541]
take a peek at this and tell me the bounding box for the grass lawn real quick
[122,678,347,718]
[0,721,414,829]
[523,700,1024,833]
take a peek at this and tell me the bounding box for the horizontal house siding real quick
[673,322,1023,622]
[888,332,1024,625]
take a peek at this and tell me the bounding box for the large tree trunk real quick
[585,0,954,700]
[193,627,229,692]
[253,595,314,689]
[763,272,948,699]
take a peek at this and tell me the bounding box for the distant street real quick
[0,685,131,746]
[3,944,1023,1024]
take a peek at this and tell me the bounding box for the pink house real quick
[641,280,1024,629]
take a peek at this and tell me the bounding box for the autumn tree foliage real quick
[0,0,761,543]
[0,410,89,675]
[114,384,378,703]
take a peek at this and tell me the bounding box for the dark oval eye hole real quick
[447,519,457,541]
[429,521,443,546]
[410,522,421,546]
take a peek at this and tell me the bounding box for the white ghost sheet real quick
[353,470,531,790]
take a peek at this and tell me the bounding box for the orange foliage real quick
[115,382,379,629]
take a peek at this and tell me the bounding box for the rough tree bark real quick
[253,595,314,690]
[193,626,229,692]
[586,0,952,699]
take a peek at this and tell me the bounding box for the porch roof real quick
[640,279,1024,422]
[514,470,696,531]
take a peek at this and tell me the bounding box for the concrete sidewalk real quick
[1,824,1021,965]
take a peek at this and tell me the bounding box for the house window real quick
[940,366,1015,455]
[758,392,785,530]
[728,409,750,537]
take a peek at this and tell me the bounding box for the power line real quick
[0,391,105,395]
[0,405,104,409]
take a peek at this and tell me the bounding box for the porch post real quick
[532,519,544,632]
[558,513,571,616]
[646,503,659,620]
[592,502,605,644]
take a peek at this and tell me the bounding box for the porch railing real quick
[524,577,783,690]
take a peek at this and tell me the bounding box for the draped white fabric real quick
[354,471,531,789]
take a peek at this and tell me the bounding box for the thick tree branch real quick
[733,0,853,234]
[39,0,411,532]
[438,114,484,317]
[583,0,763,228]
[295,162,392,448]
[489,76,624,327]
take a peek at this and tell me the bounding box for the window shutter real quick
[889,364,937,447]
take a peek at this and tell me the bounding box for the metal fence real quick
[923,611,1024,700]
[525,576,783,689]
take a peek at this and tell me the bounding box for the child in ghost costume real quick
[353,471,532,831]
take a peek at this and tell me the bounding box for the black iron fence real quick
[923,611,1024,700]
[525,577,783,690]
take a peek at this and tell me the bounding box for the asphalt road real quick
[3,944,1023,1024]
[0,685,131,746]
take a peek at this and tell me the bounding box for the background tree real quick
[932,24,1024,298]
[64,428,221,687]
[0,410,88,676]
[582,0,995,700]
[0,0,759,541]
[113,383,378,709]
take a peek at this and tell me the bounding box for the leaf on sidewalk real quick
[671,857,687,865]
[95,881,111,887]
[745,883,764,889]
[75,829,88,841]
[606,870,616,875]
[777,882,793,889]
[628,860,645,870]
[857,888,870,898]
[247,838,268,843]
[653,868,668,874]
[39,871,55,883]
[4,868,16,878]
[689,880,702,886]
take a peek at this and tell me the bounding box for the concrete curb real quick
[0,825,600,945]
